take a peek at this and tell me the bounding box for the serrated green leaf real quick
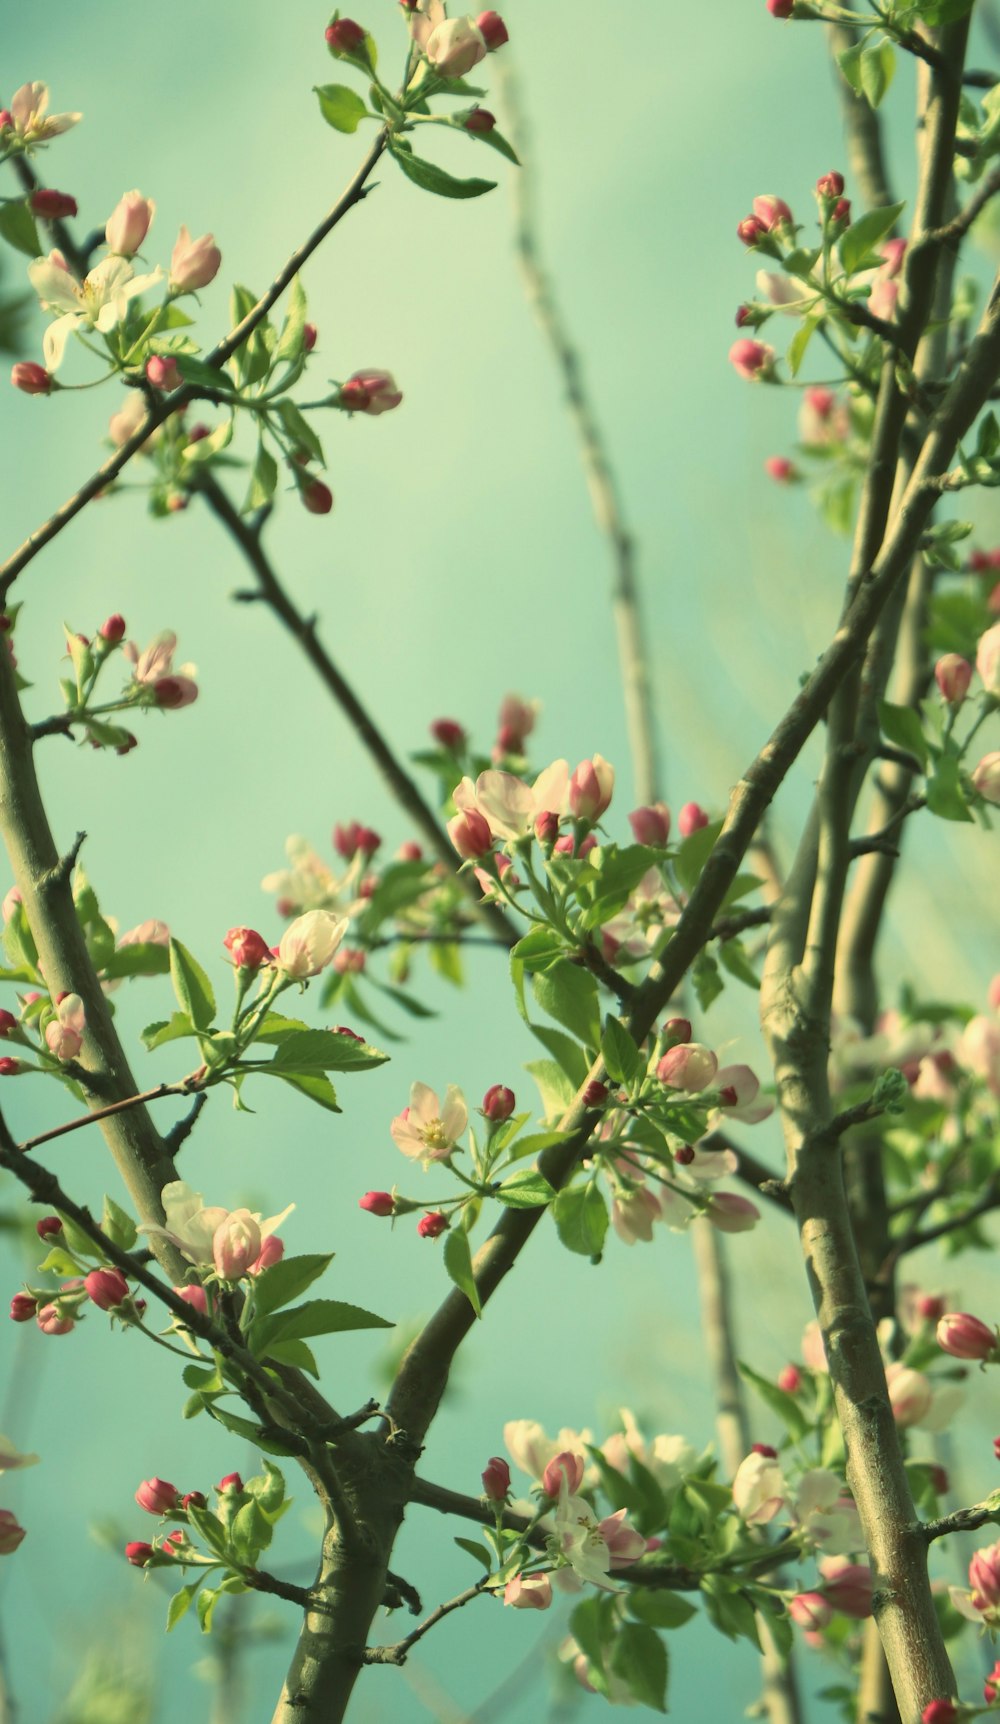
[388,139,496,199]
[230,1498,272,1566]
[267,1028,388,1073]
[674,821,721,893]
[101,1193,137,1251]
[840,202,906,277]
[860,39,895,110]
[836,40,863,95]
[251,1253,334,1317]
[167,1581,201,1631]
[141,1011,196,1051]
[601,1016,642,1085]
[244,440,278,513]
[928,753,974,821]
[525,1058,577,1118]
[262,1336,320,1377]
[787,316,819,379]
[314,82,370,133]
[553,1183,608,1258]
[494,1169,555,1208]
[609,1622,668,1713]
[737,1360,810,1440]
[627,1590,697,1630]
[532,961,600,1048]
[102,940,172,981]
[169,939,216,1032]
[443,1226,481,1317]
[509,926,567,971]
[276,398,325,467]
[204,1402,300,1456]
[271,1069,342,1112]
[250,1297,392,1355]
[196,1585,220,1633]
[0,202,42,259]
[717,939,760,991]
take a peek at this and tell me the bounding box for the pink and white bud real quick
[223,926,271,971]
[886,1364,932,1428]
[339,370,403,415]
[729,339,775,380]
[85,1266,129,1310]
[36,1302,74,1335]
[424,17,487,75]
[765,455,797,482]
[542,1451,586,1497]
[600,1508,647,1568]
[212,1210,262,1279]
[612,1185,661,1245]
[767,0,795,17]
[169,227,222,292]
[737,215,766,247]
[972,751,1000,804]
[936,1312,998,1362]
[106,190,155,257]
[11,362,53,396]
[818,1556,873,1618]
[662,1018,692,1047]
[732,1449,786,1524]
[277,909,348,978]
[628,803,671,846]
[789,1591,832,1630]
[778,1365,802,1393]
[482,1084,515,1122]
[174,1283,208,1315]
[145,355,181,391]
[504,1572,552,1610]
[977,622,1000,697]
[752,194,793,231]
[249,1234,284,1274]
[0,1511,26,1555]
[657,1042,718,1092]
[135,1477,179,1515]
[816,171,845,199]
[359,1191,395,1217]
[705,1193,761,1232]
[568,755,614,821]
[447,807,493,860]
[481,1456,511,1502]
[935,654,972,705]
[970,1540,1000,1609]
[677,802,710,837]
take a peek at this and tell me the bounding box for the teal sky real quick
[2,4,1000,1720]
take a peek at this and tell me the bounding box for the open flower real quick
[551,1480,642,1590]
[141,1179,292,1269]
[123,630,198,709]
[453,762,569,844]
[390,1082,467,1164]
[8,82,82,144]
[28,249,162,372]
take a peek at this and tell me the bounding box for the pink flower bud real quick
[674,1144,695,1165]
[705,1193,761,1232]
[465,107,496,133]
[36,1216,62,1240]
[734,304,753,327]
[338,370,403,416]
[937,1312,998,1362]
[777,1365,801,1393]
[11,362,53,396]
[30,189,78,220]
[125,1540,154,1567]
[212,1211,262,1280]
[0,1511,26,1555]
[985,1661,1000,1705]
[333,820,381,858]
[677,802,710,837]
[9,1294,36,1322]
[729,339,775,380]
[0,113,12,131]
[789,1591,832,1630]
[430,718,466,749]
[481,1456,511,1501]
[145,355,182,391]
[249,1234,284,1274]
[447,807,493,860]
[662,1017,692,1047]
[737,216,766,247]
[886,1365,932,1428]
[830,198,851,226]
[752,194,792,231]
[152,674,198,710]
[169,226,222,292]
[765,456,796,482]
[582,1080,609,1107]
[398,840,423,862]
[972,751,1000,805]
[223,926,271,970]
[504,1572,552,1610]
[0,1057,22,1076]
[477,10,508,48]
[106,191,155,257]
[359,1191,395,1217]
[174,1283,208,1315]
[657,1043,718,1092]
[542,1451,585,1496]
[135,1477,179,1515]
[934,654,972,705]
[182,1490,207,1510]
[534,810,559,846]
[36,1302,74,1335]
[417,1210,449,1239]
[85,1267,130,1310]
[217,1473,244,1494]
[569,754,614,820]
[767,0,795,15]
[628,803,671,846]
[818,1556,873,1618]
[971,1540,1000,1608]
[99,614,126,643]
[816,171,845,199]
[482,1084,516,1122]
[325,17,367,54]
[302,477,334,515]
[424,16,488,75]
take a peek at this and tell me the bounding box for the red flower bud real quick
[30,189,78,220]
[677,802,710,837]
[99,614,126,643]
[476,10,508,49]
[767,0,795,14]
[777,1365,801,1393]
[417,1211,448,1239]
[146,355,181,391]
[11,362,53,396]
[737,216,766,247]
[481,1456,511,1501]
[302,478,334,515]
[921,1705,958,1724]
[84,1266,130,1310]
[325,18,367,54]
[430,718,466,750]
[465,108,496,133]
[482,1084,516,1122]
[751,1443,778,1458]
[135,1477,179,1515]
[182,1490,207,1510]
[303,323,318,352]
[9,1294,37,1322]
[125,1541,155,1567]
[0,1057,23,1075]
[359,1191,394,1217]
[217,1472,243,1494]
[36,1216,62,1239]
[223,926,272,971]
[582,1080,609,1107]
[674,1145,695,1165]
[816,171,845,199]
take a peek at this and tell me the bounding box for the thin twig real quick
[18,1081,199,1153]
[918,1498,1000,1543]
[363,1577,493,1665]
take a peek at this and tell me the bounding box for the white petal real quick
[42,312,79,373]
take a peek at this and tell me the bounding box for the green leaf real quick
[245,440,278,513]
[262,1337,320,1377]
[674,821,721,893]
[443,1226,482,1317]
[494,1169,555,1208]
[186,1505,230,1559]
[532,961,600,1048]
[860,39,895,110]
[917,0,975,21]
[927,753,973,821]
[840,202,906,276]
[271,1070,342,1112]
[525,1058,577,1118]
[102,940,172,981]
[737,1360,810,1441]
[229,1498,272,1566]
[877,699,928,769]
[627,1590,697,1630]
[275,277,307,366]
[205,1404,300,1456]
[169,939,216,1032]
[692,949,723,1012]
[786,317,819,379]
[717,939,760,991]
[251,1253,334,1317]
[461,121,519,166]
[196,1586,221,1634]
[503,1128,570,1164]
[181,414,234,464]
[276,398,325,467]
[454,1536,492,1572]
[167,1582,201,1631]
[601,1017,643,1086]
[553,1183,608,1259]
[0,202,42,259]
[527,1024,591,1086]
[609,1622,668,1713]
[268,1029,388,1073]
[101,1194,137,1251]
[388,139,496,200]
[836,40,863,95]
[250,1297,393,1355]
[314,82,370,133]
[141,1011,196,1051]
[509,926,568,971]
